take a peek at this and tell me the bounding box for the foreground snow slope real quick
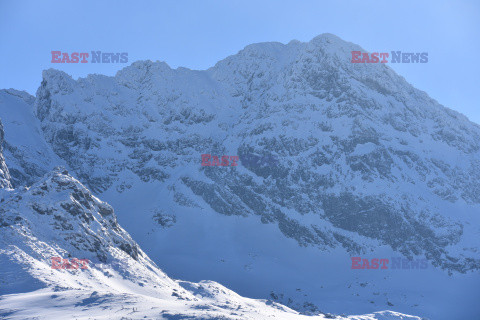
[0,289,424,320]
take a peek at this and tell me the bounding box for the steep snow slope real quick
[0,167,181,296]
[0,89,65,188]
[0,167,422,320]
[2,34,479,319]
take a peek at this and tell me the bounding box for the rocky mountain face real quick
[30,34,480,272]
[0,150,422,319]
[0,119,12,189]
[1,34,479,319]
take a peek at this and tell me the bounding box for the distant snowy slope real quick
[0,89,64,187]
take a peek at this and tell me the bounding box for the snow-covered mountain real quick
[1,33,479,319]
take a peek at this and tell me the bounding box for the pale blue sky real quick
[1,0,479,123]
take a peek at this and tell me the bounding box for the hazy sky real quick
[1,0,479,123]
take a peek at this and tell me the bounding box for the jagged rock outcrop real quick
[0,118,12,189]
